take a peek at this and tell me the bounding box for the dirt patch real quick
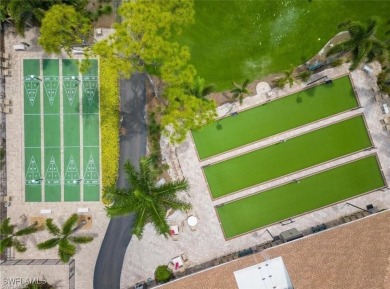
[87,0,116,28]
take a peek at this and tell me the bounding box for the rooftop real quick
[156,210,390,289]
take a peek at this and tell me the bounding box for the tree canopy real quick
[92,0,216,143]
[38,4,92,55]
[0,0,88,36]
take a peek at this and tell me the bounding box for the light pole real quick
[30,75,42,81]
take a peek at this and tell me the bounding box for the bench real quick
[362,65,373,75]
[13,44,26,51]
[40,209,52,214]
[78,208,89,213]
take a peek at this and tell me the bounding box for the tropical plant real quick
[274,66,295,88]
[230,79,250,104]
[377,67,390,95]
[188,76,215,101]
[0,218,38,254]
[327,18,387,70]
[154,265,173,283]
[37,214,94,262]
[104,157,191,239]
[297,70,312,82]
[24,282,54,289]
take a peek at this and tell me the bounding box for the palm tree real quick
[274,66,295,88]
[104,157,191,239]
[188,76,215,101]
[230,79,250,104]
[327,18,386,70]
[37,214,93,263]
[0,218,38,254]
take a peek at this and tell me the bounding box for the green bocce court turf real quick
[204,115,372,198]
[216,155,385,239]
[192,76,358,159]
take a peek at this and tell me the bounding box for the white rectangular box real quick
[40,209,52,214]
[13,44,26,51]
[78,208,89,213]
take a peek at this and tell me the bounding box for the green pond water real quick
[178,0,390,90]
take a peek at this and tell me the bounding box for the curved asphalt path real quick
[93,73,147,289]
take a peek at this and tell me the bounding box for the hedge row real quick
[100,58,120,191]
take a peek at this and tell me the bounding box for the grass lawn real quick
[217,155,385,239]
[178,1,390,90]
[192,76,357,159]
[205,115,372,198]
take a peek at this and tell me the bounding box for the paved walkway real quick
[120,63,390,287]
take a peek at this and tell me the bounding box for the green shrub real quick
[147,112,167,176]
[297,70,312,82]
[154,265,173,283]
[0,148,5,161]
[100,58,120,203]
[100,4,113,15]
[331,58,344,67]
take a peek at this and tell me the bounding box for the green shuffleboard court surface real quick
[24,59,42,202]
[192,76,358,159]
[63,59,82,201]
[217,155,385,239]
[82,60,100,201]
[43,59,61,202]
[205,115,371,198]
[24,58,100,202]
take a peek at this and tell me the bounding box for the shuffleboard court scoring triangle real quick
[43,76,59,106]
[84,154,99,184]
[24,77,40,106]
[83,76,98,106]
[63,76,79,106]
[64,156,80,184]
[45,155,61,185]
[25,156,41,184]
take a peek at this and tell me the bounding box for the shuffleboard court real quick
[82,59,100,201]
[204,115,372,198]
[192,76,358,159]
[63,59,81,201]
[24,59,42,202]
[43,59,61,202]
[44,148,61,202]
[216,155,385,239]
[64,147,81,201]
[24,58,100,202]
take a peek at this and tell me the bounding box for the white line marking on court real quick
[84,154,99,184]
[25,156,41,184]
[64,155,80,184]
[45,155,61,185]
